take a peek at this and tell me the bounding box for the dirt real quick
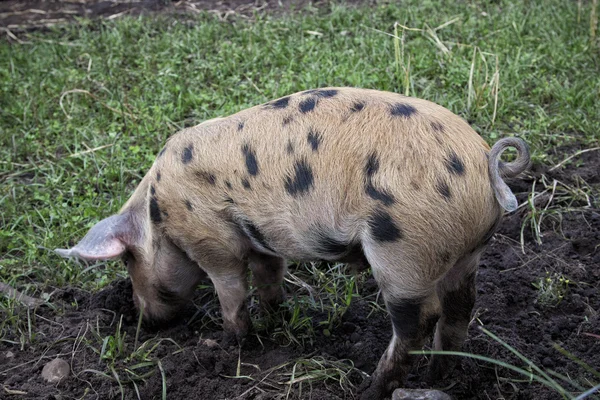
[0,0,366,31]
[1,147,599,400]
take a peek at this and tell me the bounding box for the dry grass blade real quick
[3,386,28,395]
[491,55,500,124]
[467,47,477,110]
[68,144,114,158]
[425,25,450,55]
[591,0,598,44]
[59,89,137,120]
[0,283,44,307]
[582,333,600,340]
[549,147,600,172]
[157,360,167,400]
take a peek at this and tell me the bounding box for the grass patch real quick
[533,271,572,307]
[413,327,600,399]
[1,0,599,291]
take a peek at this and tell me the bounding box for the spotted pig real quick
[56,87,530,399]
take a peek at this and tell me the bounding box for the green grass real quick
[414,327,600,400]
[1,0,599,290]
[0,0,599,396]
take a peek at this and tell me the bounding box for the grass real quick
[533,271,572,307]
[0,0,599,398]
[413,326,600,400]
[1,0,599,289]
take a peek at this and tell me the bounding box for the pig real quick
[55,87,530,399]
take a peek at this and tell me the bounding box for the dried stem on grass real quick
[0,282,44,307]
[59,89,138,120]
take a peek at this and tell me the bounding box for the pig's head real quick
[55,202,204,324]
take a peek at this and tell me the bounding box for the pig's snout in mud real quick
[130,285,198,330]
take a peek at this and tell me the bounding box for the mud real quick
[0,0,366,31]
[1,149,599,399]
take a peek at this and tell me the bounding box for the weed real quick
[413,327,600,400]
[520,174,596,251]
[533,272,572,307]
[281,356,359,398]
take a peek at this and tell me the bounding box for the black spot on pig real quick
[366,184,395,206]
[185,200,193,211]
[267,96,290,109]
[158,147,166,158]
[369,211,402,242]
[149,198,162,224]
[442,272,476,325]
[388,297,423,339]
[284,159,314,196]
[150,185,156,196]
[351,102,365,112]
[156,171,161,182]
[182,145,193,164]
[242,144,259,176]
[196,171,216,185]
[440,251,451,264]
[436,179,452,201]
[313,230,367,264]
[431,121,445,133]
[242,178,251,190]
[446,152,465,176]
[238,121,245,131]
[390,103,417,118]
[314,89,338,98]
[283,116,294,126]
[337,243,369,266]
[365,153,380,177]
[315,232,349,256]
[299,97,317,113]
[225,180,232,189]
[286,141,294,155]
[307,129,322,152]
[243,220,275,253]
[364,153,395,206]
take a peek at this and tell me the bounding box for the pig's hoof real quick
[358,376,385,400]
[427,359,454,384]
[222,331,247,348]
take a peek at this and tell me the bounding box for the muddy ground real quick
[1,150,599,400]
[0,0,370,31]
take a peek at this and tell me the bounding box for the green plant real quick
[533,272,572,307]
[413,327,599,399]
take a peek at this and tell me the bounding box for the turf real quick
[1,1,599,285]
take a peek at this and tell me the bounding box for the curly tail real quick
[488,137,531,212]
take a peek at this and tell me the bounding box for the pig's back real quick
[154,88,502,261]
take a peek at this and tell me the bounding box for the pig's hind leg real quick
[359,242,442,399]
[428,250,480,382]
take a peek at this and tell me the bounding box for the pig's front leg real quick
[190,240,251,344]
[248,253,286,312]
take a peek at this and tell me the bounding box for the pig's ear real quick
[54,213,137,261]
